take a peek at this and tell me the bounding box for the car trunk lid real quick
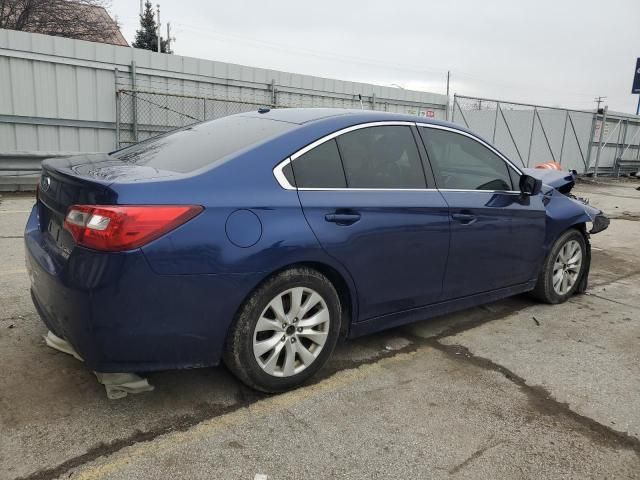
[37,154,180,254]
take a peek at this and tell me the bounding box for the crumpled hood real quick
[523,167,576,194]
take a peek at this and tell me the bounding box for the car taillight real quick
[63,205,203,252]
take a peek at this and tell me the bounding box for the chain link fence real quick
[116,89,272,146]
[115,70,446,148]
[452,95,640,175]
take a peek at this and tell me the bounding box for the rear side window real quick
[111,116,293,173]
[420,128,513,191]
[290,139,347,188]
[336,126,426,188]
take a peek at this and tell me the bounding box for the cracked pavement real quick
[1,181,639,479]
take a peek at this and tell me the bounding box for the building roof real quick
[2,3,128,47]
[86,6,128,46]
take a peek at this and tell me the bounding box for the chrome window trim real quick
[297,187,440,192]
[272,121,524,193]
[272,121,417,191]
[295,188,521,193]
[273,158,296,190]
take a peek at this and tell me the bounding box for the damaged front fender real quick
[542,186,609,252]
[525,167,610,236]
[562,192,610,234]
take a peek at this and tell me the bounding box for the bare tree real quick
[0,0,123,44]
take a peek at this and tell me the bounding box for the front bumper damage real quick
[570,195,610,234]
[589,212,610,234]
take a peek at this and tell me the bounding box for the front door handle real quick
[325,213,361,225]
[451,213,477,225]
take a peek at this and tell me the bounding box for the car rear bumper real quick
[25,205,263,373]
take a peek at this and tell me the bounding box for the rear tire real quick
[531,229,587,304]
[223,267,341,393]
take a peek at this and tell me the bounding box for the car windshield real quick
[110,115,293,173]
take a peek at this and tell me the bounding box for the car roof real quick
[238,107,457,128]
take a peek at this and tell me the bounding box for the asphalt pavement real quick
[1,180,639,480]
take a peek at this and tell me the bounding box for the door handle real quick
[451,213,477,225]
[325,213,361,225]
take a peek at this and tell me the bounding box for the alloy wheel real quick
[252,287,330,377]
[552,239,583,295]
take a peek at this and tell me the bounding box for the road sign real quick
[632,58,640,94]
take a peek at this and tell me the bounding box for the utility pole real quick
[593,105,608,178]
[140,0,143,16]
[594,96,606,112]
[166,22,173,53]
[156,4,161,53]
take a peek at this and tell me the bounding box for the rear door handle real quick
[325,213,361,225]
[451,213,477,225]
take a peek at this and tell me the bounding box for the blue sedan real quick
[25,108,609,392]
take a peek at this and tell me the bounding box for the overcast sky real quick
[110,0,639,113]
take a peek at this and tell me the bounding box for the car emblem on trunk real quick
[40,175,51,192]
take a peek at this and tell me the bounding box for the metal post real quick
[593,106,608,178]
[615,119,625,176]
[270,80,277,107]
[567,112,588,173]
[131,60,138,143]
[534,109,556,163]
[115,89,121,149]
[203,98,206,121]
[619,120,640,160]
[559,110,569,165]
[498,102,524,166]
[585,112,597,171]
[492,102,499,142]
[372,92,376,111]
[451,94,456,123]
[526,107,537,167]
[445,71,450,121]
[636,121,640,161]
[453,95,471,128]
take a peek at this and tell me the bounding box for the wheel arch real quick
[231,260,358,340]
[568,222,591,294]
[298,261,355,338]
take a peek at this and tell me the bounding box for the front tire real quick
[531,229,587,304]
[223,267,341,393]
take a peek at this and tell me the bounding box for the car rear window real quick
[111,116,293,173]
[290,139,347,188]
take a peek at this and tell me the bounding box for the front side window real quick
[420,128,513,191]
[288,139,346,188]
[336,126,426,189]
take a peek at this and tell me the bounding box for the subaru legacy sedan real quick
[25,108,608,392]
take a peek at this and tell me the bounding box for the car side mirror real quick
[519,174,542,196]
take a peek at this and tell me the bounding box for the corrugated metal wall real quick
[0,29,448,190]
[452,95,640,174]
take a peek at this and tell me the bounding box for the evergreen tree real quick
[132,1,170,53]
